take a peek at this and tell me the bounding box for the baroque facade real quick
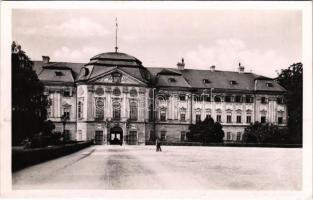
[34,51,287,145]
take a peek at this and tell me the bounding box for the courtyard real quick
[12,145,302,190]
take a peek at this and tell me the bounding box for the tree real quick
[276,63,303,144]
[242,122,289,144]
[188,116,224,143]
[12,41,54,146]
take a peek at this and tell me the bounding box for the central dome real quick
[86,52,142,67]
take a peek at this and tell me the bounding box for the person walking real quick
[156,138,162,152]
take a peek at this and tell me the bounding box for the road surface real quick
[13,145,302,190]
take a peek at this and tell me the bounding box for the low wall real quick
[12,140,93,172]
[145,141,302,148]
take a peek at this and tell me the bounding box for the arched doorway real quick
[110,126,123,145]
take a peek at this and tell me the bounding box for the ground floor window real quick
[77,130,82,141]
[181,131,186,141]
[95,130,104,144]
[226,132,231,140]
[196,114,201,123]
[127,131,137,145]
[64,130,70,141]
[278,117,283,124]
[236,132,242,141]
[150,130,155,141]
[161,131,166,141]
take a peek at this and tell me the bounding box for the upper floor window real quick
[63,107,70,120]
[196,114,201,123]
[261,97,267,104]
[245,95,254,103]
[113,87,121,96]
[168,78,176,83]
[179,95,186,101]
[129,88,138,97]
[216,115,222,123]
[227,115,232,123]
[236,115,242,123]
[95,97,104,120]
[112,72,122,83]
[129,102,138,121]
[246,115,252,123]
[278,117,283,124]
[160,111,166,121]
[261,116,266,123]
[277,97,284,104]
[113,102,121,120]
[203,95,211,102]
[148,103,154,122]
[180,113,186,122]
[230,80,237,85]
[78,100,83,119]
[63,88,72,97]
[266,82,273,87]
[225,95,232,103]
[203,79,211,84]
[235,96,242,103]
[214,96,222,102]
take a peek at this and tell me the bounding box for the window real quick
[168,78,176,83]
[127,131,137,145]
[77,130,82,141]
[278,117,283,124]
[179,95,186,101]
[216,115,221,123]
[225,95,232,103]
[64,130,70,141]
[246,116,252,123]
[230,80,237,85]
[261,97,267,104]
[246,95,254,103]
[63,107,70,120]
[149,104,154,121]
[113,102,121,120]
[227,115,232,123]
[161,131,166,141]
[236,115,242,123]
[112,72,122,83]
[203,95,211,102]
[261,116,266,123]
[160,112,166,121]
[47,107,51,118]
[235,96,242,103]
[206,114,211,119]
[113,87,121,96]
[95,98,104,120]
[129,88,137,97]
[203,79,211,84]
[236,132,242,141]
[129,102,138,121]
[277,97,283,104]
[180,113,186,121]
[194,95,202,102]
[150,131,155,141]
[226,132,231,140]
[181,131,186,141]
[78,101,83,119]
[196,114,201,123]
[214,96,222,102]
[266,82,273,87]
[55,71,64,76]
[63,88,71,97]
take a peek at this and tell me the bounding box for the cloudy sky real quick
[12,9,302,77]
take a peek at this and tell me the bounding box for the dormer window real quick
[230,80,237,85]
[179,95,186,101]
[168,78,176,83]
[55,71,64,76]
[203,79,211,84]
[266,82,273,87]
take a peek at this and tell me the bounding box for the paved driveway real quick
[12,145,302,190]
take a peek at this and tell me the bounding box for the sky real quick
[12,9,302,78]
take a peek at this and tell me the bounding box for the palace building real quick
[33,51,287,145]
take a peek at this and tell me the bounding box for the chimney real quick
[238,62,244,73]
[42,56,50,64]
[177,58,185,71]
[210,65,215,72]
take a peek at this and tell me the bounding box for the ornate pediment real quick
[92,70,145,86]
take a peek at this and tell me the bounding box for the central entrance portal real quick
[110,126,123,145]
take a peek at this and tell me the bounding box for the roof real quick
[32,53,286,93]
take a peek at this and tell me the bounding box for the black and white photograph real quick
[0,1,312,199]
